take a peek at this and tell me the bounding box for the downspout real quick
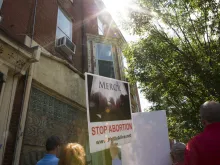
[80,3,91,165]
[31,0,38,47]
[13,0,39,164]
[81,0,87,73]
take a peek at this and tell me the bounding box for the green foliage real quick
[124,0,220,142]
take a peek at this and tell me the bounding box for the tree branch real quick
[184,4,203,48]
[172,6,197,56]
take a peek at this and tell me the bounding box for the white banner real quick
[85,73,133,153]
[122,111,172,165]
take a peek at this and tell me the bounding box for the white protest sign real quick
[122,111,172,165]
[85,73,133,153]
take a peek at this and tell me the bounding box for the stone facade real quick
[0,32,40,165]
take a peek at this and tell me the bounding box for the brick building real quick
[0,0,141,165]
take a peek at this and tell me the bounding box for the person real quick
[58,143,85,165]
[110,141,122,165]
[185,101,220,165]
[36,136,61,165]
[170,142,185,165]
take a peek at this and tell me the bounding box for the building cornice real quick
[0,33,40,75]
[86,33,126,47]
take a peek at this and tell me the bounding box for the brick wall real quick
[33,0,84,71]
[3,76,25,165]
[82,0,99,35]
[0,0,84,72]
[0,0,121,73]
[0,0,34,43]
[82,0,124,38]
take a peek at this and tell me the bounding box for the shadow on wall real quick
[20,150,45,165]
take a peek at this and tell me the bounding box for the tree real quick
[124,0,220,142]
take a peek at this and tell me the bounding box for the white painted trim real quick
[0,34,40,164]
[0,74,19,164]
[0,83,5,110]
[94,43,116,79]
[56,7,73,41]
[0,63,8,76]
[12,64,34,165]
[0,33,33,60]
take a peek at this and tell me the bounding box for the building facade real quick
[0,0,141,165]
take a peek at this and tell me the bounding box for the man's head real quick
[170,142,185,164]
[46,136,61,156]
[200,101,220,126]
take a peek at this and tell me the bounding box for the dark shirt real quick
[185,122,220,165]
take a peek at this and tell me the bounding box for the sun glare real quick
[103,0,128,12]
[102,0,141,42]
[102,0,150,24]
[103,0,133,18]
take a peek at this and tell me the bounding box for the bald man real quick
[185,101,220,165]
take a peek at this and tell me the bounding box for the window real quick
[56,8,72,40]
[97,17,104,35]
[0,0,3,9]
[96,43,115,78]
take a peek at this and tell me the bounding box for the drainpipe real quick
[12,0,39,163]
[12,47,41,165]
[30,0,38,47]
[81,0,87,73]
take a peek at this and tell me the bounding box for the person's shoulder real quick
[53,157,59,161]
[36,159,43,165]
[191,132,203,140]
[36,157,59,165]
[49,156,59,163]
[187,132,204,147]
[51,157,59,164]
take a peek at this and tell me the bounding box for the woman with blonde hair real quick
[58,143,85,165]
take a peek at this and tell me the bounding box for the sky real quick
[102,0,153,111]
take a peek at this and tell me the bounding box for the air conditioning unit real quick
[55,36,76,58]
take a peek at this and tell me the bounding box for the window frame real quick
[0,0,3,9]
[95,43,116,78]
[56,7,73,41]
[97,17,104,35]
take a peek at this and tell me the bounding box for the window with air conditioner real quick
[55,7,76,60]
[96,43,115,78]
[97,17,104,35]
[56,8,72,40]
